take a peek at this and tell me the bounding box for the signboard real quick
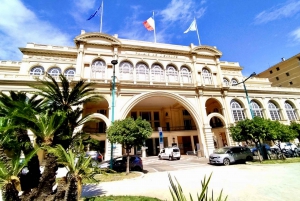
[158,127,164,149]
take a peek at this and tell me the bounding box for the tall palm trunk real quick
[17,128,40,190]
[25,153,58,201]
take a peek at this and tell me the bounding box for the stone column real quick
[203,124,215,156]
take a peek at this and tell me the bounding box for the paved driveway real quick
[82,162,300,201]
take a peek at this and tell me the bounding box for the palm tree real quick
[14,110,66,201]
[48,144,96,201]
[0,148,38,201]
[0,91,42,190]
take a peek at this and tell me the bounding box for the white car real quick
[158,147,181,160]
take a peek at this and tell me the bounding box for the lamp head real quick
[250,72,256,77]
[111,60,118,65]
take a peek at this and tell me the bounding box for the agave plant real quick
[0,149,38,201]
[169,173,228,201]
[48,144,97,201]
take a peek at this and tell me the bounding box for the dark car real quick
[99,155,143,172]
[248,144,272,156]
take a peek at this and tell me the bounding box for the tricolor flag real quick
[87,4,101,20]
[184,19,197,33]
[143,17,155,31]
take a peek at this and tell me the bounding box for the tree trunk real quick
[54,177,67,201]
[3,183,21,201]
[17,128,41,189]
[24,153,58,201]
[64,174,78,201]
[126,153,130,174]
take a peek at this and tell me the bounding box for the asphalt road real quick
[82,157,300,201]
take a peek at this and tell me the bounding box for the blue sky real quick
[0,0,300,76]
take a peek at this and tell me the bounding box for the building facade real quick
[257,53,300,87]
[1,31,300,160]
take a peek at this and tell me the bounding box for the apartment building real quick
[1,31,300,160]
[257,53,300,87]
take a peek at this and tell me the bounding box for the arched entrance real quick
[119,91,207,157]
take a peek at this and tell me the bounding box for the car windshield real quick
[214,148,230,154]
[173,149,179,152]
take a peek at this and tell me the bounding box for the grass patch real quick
[250,157,300,164]
[83,172,142,184]
[83,195,162,201]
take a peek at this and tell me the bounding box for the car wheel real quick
[223,158,230,166]
[133,166,142,172]
[246,156,253,161]
[169,156,173,161]
[177,157,180,160]
[159,155,162,160]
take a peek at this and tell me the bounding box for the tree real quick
[106,117,153,174]
[48,144,96,201]
[289,122,300,142]
[0,91,42,190]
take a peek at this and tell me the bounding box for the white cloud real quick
[255,0,300,24]
[290,27,300,43]
[0,0,71,60]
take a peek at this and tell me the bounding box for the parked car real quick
[85,151,103,162]
[209,146,253,166]
[158,147,181,160]
[99,155,143,172]
[248,144,271,156]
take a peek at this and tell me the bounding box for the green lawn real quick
[83,195,162,201]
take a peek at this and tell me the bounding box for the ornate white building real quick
[1,30,300,160]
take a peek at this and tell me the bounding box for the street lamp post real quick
[233,72,256,118]
[110,59,118,169]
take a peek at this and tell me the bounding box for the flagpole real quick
[153,11,156,43]
[195,18,201,46]
[100,0,103,33]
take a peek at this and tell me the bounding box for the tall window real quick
[251,101,263,118]
[268,102,281,120]
[119,61,133,80]
[48,67,61,78]
[230,100,245,121]
[166,66,178,82]
[223,78,229,86]
[64,68,76,78]
[91,60,106,79]
[202,68,213,85]
[285,102,297,121]
[30,66,44,76]
[136,63,149,81]
[151,64,164,82]
[231,78,238,86]
[180,67,192,83]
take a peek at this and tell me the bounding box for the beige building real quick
[257,53,300,87]
[1,31,300,160]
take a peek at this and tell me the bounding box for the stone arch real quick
[206,113,227,127]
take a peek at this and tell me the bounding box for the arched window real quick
[285,102,297,121]
[136,63,149,81]
[119,61,133,80]
[231,78,238,86]
[30,66,44,76]
[48,67,61,77]
[180,67,192,83]
[268,102,281,120]
[230,100,245,121]
[251,101,263,118]
[151,64,164,82]
[91,60,106,79]
[64,68,76,78]
[202,68,213,85]
[166,66,178,82]
[223,78,229,86]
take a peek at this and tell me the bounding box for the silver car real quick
[209,146,253,166]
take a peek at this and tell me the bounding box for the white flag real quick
[184,19,197,33]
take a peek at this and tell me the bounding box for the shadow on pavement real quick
[81,184,106,197]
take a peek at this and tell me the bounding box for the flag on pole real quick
[184,19,197,33]
[87,4,101,20]
[143,17,155,31]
